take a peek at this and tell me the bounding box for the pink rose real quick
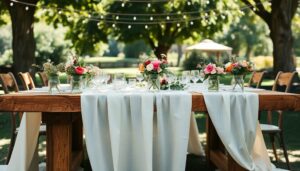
[75,66,86,75]
[204,63,216,74]
[216,67,224,74]
[152,60,161,71]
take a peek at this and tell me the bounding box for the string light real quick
[177,23,180,27]
[145,25,148,29]
[121,3,125,7]
[112,23,116,27]
[58,10,62,15]
[8,0,266,28]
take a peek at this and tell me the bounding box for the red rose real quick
[75,66,86,75]
[144,60,151,66]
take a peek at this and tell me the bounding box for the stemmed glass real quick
[166,73,176,90]
[191,70,200,84]
[181,70,191,84]
[199,70,205,83]
[136,72,144,85]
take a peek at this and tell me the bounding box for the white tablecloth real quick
[81,91,201,171]
[203,92,284,171]
[0,112,41,171]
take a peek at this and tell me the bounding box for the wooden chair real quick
[18,72,35,90]
[0,72,46,164]
[37,71,48,86]
[260,71,297,170]
[248,71,265,88]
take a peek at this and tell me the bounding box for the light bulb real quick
[128,25,131,29]
[133,16,137,20]
[121,3,125,7]
[190,21,194,25]
[58,10,62,15]
[161,24,164,28]
[177,23,180,27]
[97,22,100,26]
[112,24,116,27]
[145,25,148,29]
[147,3,151,7]
[150,16,153,20]
[10,2,13,6]
[100,15,104,19]
[116,16,119,20]
[187,1,191,6]
[183,15,187,19]
[25,6,29,11]
[166,16,170,20]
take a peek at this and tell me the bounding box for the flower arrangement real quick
[138,54,169,90]
[138,54,169,79]
[42,60,65,77]
[225,60,253,75]
[65,56,87,76]
[203,63,225,79]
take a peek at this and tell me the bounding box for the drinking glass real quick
[136,73,144,83]
[199,70,205,82]
[181,70,191,84]
[191,70,200,84]
[166,73,176,90]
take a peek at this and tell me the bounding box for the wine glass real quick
[136,73,144,84]
[199,70,205,82]
[166,73,176,90]
[181,70,191,84]
[191,70,200,84]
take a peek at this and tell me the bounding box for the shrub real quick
[182,52,207,70]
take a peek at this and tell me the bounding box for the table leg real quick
[206,115,247,171]
[42,112,83,171]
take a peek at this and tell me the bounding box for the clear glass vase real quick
[48,75,60,94]
[147,76,160,91]
[71,75,83,93]
[232,75,244,92]
[208,75,219,91]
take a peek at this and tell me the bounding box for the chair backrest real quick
[37,72,48,86]
[18,72,35,90]
[272,71,297,92]
[248,71,265,88]
[0,72,19,94]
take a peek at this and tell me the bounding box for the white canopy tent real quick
[185,39,232,62]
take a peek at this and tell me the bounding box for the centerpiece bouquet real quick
[42,60,65,94]
[203,63,225,91]
[138,54,169,91]
[65,55,87,92]
[225,60,253,91]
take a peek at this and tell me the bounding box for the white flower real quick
[146,64,154,71]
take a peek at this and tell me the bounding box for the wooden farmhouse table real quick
[0,90,300,171]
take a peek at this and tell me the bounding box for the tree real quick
[2,0,38,75]
[100,0,239,59]
[241,0,299,73]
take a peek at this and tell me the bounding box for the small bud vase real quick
[71,75,83,93]
[48,75,60,94]
[232,75,244,92]
[208,75,219,91]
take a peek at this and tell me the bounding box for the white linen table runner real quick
[81,91,194,171]
[0,112,41,171]
[203,92,284,171]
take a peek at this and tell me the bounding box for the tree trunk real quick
[153,44,170,60]
[177,44,182,67]
[5,0,37,77]
[245,45,252,61]
[269,1,296,73]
